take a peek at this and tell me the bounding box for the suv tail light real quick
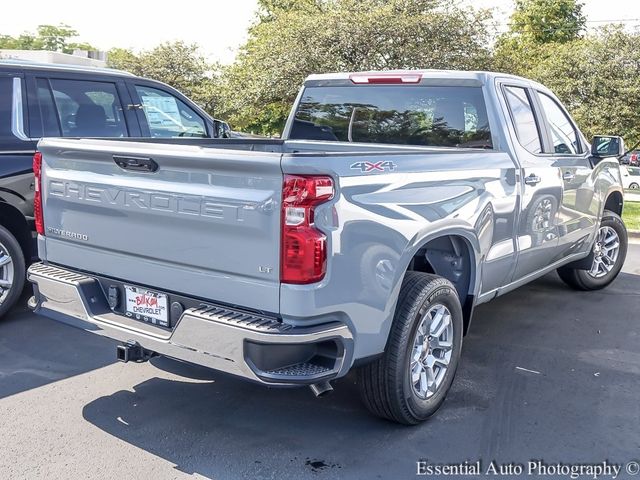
[281,175,334,284]
[33,151,44,235]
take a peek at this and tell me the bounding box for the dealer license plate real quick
[124,285,169,328]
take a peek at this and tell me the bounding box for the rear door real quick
[38,138,283,313]
[532,89,597,258]
[24,73,141,138]
[499,82,563,281]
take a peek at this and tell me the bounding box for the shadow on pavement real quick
[81,268,640,479]
[0,287,117,399]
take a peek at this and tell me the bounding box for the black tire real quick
[357,271,463,425]
[557,210,627,291]
[0,225,26,318]
[630,182,639,190]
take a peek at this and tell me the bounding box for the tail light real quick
[281,175,334,284]
[349,72,422,84]
[33,151,44,235]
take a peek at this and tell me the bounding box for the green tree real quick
[0,24,95,53]
[509,0,586,44]
[107,42,220,114]
[494,0,586,76]
[528,27,640,145]
[219,0,494,134]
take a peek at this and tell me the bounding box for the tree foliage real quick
[218,0,494,134]
[107,42,220,113]
[494,0,640,144]
[0,24,95,53]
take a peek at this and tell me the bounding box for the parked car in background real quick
[0,60,233,317]
[622,166,640,189]
[28,70,627,424]
[621,150,640,166]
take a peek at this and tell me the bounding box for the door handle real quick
[563,171,575,181]
[524,174,541,186]
[113,155,159,173]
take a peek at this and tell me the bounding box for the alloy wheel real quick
[588,226,620,279]
[409,304,454,399]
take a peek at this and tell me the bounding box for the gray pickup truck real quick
[28,70,627,425]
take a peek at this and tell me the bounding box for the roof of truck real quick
[305,69,539,87]
[0,59,133,77]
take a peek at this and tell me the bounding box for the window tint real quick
[0,77,13,137]
[46,79,128,137]
[290,85,492,148]
[538,92,580,154]
[36,78,61,136]
[135,86,207,138]
[503,86,542,154]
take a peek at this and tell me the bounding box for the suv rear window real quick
[290,85,492,148]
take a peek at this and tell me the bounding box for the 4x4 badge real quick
[350,161,396,172]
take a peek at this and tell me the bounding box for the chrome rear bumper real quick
[27,262,354,386]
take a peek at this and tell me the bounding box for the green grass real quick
[623,201,640,231]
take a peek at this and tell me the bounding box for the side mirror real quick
[214,120,232,138]
[591,135,625,158]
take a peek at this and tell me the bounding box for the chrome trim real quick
[28,263,354,385]
[11,77,30,141]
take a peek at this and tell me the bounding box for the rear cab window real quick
[289,85,492,148]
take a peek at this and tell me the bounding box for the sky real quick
[1,0,639,64]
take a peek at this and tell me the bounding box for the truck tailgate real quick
[37,138,282,313]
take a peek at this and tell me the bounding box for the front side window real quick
[290,85,492,148]
[538,92,580,154]
[503,86,542,154]
[135,86,207,138]
[47,79,128,137]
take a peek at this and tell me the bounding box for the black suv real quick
[0,60,232,317]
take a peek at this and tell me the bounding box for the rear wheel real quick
[629,182,639,190]
[0,225,26,318]
[557,210,627,291]
[357,272,463,425]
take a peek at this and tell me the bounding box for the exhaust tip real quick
[309,381,333,397]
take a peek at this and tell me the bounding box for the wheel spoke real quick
[412,363,423,384]
[435,340,453,352]
[432,312,451,338]
[0,255,11,267]
[433,355,450,368]
[0,279,12,288]
[419,370,428,394]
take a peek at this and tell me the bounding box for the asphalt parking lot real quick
[1,244,639,480]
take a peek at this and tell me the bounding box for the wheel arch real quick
[0,201,31,260]
[603,189,623,217]
[401,228,481,335]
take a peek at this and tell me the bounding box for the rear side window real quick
[290,85,492,148]
[0,77,13,137]
[134,85,207,138]
[538,92,580,154]
[45,79,128,137]
[503,86,542,154]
